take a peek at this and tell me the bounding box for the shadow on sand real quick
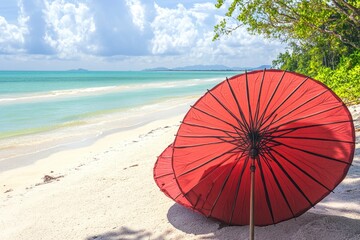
[166,204,360,240]
[84,210,360,240]
[85,226,172,240]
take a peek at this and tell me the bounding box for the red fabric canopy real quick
[155,69,355,226]
[153,144,192,208]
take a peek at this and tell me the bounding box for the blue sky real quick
[0,0,286,70]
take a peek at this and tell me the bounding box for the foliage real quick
[315,51,360,102]
[214,0,359,49]
[272,49,360,102]
[214,0,360,102]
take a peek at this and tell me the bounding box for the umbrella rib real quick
[254,69,266,129]
[257,70,287,129]
[195,153,238,186]
[206,89,249,133]
[267,104,343,134]
[271,135,355,144]
[269,147,333,192]
[259,140,281,150]
[190,105,243,132]
[260,76,309,129]
[228,153,249,225]
[233,126,250,145]
[182,154,243,213]
[174,192,183,200]
[260,153,296,219]
[245,71,254,130]
[256,157,276,224]
[176,135,239,147]
[264,149,314,207]
[193,194,202,210]
[173,140,238,149]
[176,134,234,139]
[181,121,238,135]
[270,89,328,126]
[268,138,351,165]
[177,146,240,177]
[209,156,241,217]
[154,172,174,179]
[258,113,278,140]
[225,78,251,132]
[201,182,216,210]
[267,100,343,135]
[269,120,354,134]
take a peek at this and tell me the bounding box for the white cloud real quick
[0,1,29,54]
[12,0,152,58]
[125,0,146,32]
[86,0,152,56]
[151,4,200,54]
[43,0,96,58]
[190,2,215,24]
[149,3,285,67]
[0,16,25,53]
[0,1,286,69]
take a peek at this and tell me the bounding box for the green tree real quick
[214,0,360,101]
[214,0,359,49]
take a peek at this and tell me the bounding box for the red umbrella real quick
[154,69,355,239]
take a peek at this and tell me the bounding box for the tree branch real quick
[332,0,360,28]
[338,0,360,16]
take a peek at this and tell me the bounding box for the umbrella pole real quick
[249,158,255,240]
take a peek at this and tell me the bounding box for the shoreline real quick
[0,95,198,173]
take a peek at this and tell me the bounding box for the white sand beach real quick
[0,101,359,240]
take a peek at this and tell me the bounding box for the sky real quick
[0,0,286,71]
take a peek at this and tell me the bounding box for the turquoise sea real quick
[0,71,241,168]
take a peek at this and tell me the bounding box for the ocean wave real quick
[0,77,222,105]
[0,96,197,166]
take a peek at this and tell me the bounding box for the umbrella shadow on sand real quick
[167,204,360,240]
[85,226,174,240]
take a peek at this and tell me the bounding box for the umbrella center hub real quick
[249,148,259,159]
[247,130,261,159]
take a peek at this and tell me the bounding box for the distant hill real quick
[143,67,170,71]
[143,64,271,71]
[67,68,89,72]
[173,65,231,71]
[248,65,272,70]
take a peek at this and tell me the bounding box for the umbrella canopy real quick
[153,144,192,208]
[155,69,355,228]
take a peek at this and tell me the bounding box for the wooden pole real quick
[249,158,255,240]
